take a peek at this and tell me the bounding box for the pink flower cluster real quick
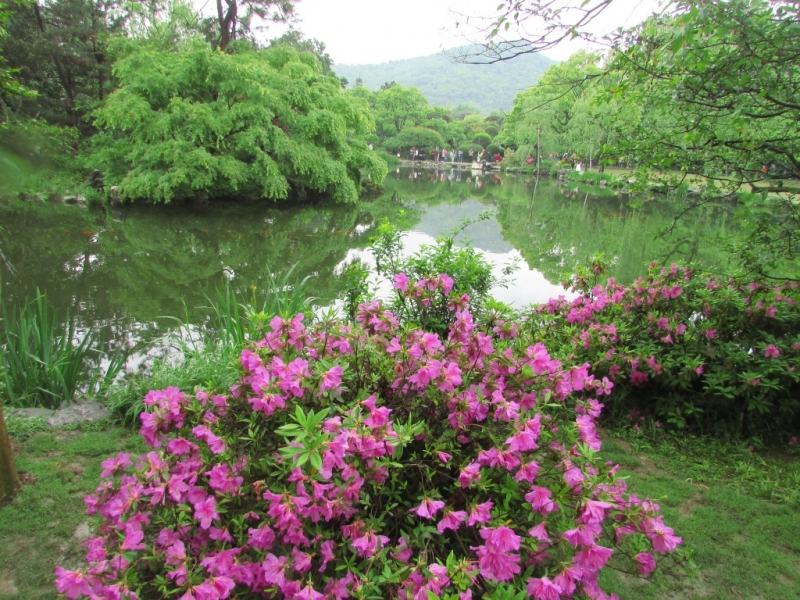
[57,275,684,600]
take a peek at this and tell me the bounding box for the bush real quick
[57,277,683,599]
[530,260,800,437]
[347,219,516,335]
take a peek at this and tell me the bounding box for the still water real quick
[0,167,737,351]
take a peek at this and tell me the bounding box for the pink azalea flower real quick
[54,567,93,599]
[295,584,325,600]
[525,486,559,515]
[645,516,682,553]
[764,344,781,358]
[411,498,446,519]
[393,273,409,293]
[527,576,562,600]
[194,496,219,530]
[634,552,657,575]
[467,500,493,526]
[437,509,467,533]
[528,522,549,542]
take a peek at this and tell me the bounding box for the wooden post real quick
[0,403,20,503]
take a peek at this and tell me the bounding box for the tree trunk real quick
[0,403,20,503]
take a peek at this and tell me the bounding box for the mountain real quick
[334,45,555,114]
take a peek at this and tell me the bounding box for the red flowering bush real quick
[56,276,683,600]
[533,261,800,436]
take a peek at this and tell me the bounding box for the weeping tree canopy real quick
[92,40,387,204]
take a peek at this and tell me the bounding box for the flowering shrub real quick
[57,276,683,600]
[532,261,800,436]
[346,220,515,336]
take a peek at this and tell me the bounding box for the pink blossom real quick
[646,516,682,553]
[634,552,657,575]
[467,500,493,526]
[437,510,467,533]
[527,576,562,600]
[393,273,409,293]
[194,496,219,530]
[411,498,445,519]
[764,344,781,358]
[54,568,93,599]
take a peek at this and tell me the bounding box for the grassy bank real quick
[0,419,145,599]
[1,417,797,599]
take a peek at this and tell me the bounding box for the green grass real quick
[106,344,241,427]
[0,423,146,600]
[598,434,800,599]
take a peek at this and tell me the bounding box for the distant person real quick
[458,149,463,162]
[368,143,373,151]
[468,149,474,162]
[494,153,502,163]
[526,155,534,165]
[442,148,448,161]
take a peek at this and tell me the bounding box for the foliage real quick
[57,282,684,599]
[0,0,124,128]
[601,0,800,279]
[374,83,428,136]
[395,126,444,152]
[92,41,387,204]
[0,292,123,409]
[529,260,800,437]
[352,217,515,335]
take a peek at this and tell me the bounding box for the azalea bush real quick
[345,219,516,336]
[531,260,800,437]
[57,275,683,599]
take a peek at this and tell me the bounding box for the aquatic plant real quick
[0,293,117,409]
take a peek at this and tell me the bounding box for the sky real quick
[276,0,666,65]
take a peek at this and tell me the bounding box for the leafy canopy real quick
[92,40,387,204]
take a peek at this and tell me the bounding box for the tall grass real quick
[108,267,316,426]
[208,266,316,346]
[0,293,124,409]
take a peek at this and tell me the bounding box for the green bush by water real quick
[0,293,106,409]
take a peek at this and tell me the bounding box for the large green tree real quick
[92,40,387,203]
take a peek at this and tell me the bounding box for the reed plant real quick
[208,265,316,346]
[0,293,124,409]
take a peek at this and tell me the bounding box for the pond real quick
[0,166,738,355]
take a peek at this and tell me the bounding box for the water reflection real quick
[1,168,738,347]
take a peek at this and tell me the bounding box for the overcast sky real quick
[277,0,665,65]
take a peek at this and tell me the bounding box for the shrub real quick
[472,133,492,147]
[348,219,516,335]
[57,276,683,600]
[530,260,800,437]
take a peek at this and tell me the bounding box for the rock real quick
[87,169,104,190]
[108,186,120,205]
[7,407,54,420]
[62,195,85,206]
[46,400,110,427]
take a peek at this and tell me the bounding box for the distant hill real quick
[334,46,555,114]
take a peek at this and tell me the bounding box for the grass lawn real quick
[0,420,145,600]
[0,420,798,599]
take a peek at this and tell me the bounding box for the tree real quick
[374,84,427,135]
[92,41,387,203]
[601,1,800,278]
[269,30,334,76]
[0,0,127,127]
[0,402,20,504]
[214,0,294,51]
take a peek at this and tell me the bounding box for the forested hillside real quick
[335,46,554,114]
